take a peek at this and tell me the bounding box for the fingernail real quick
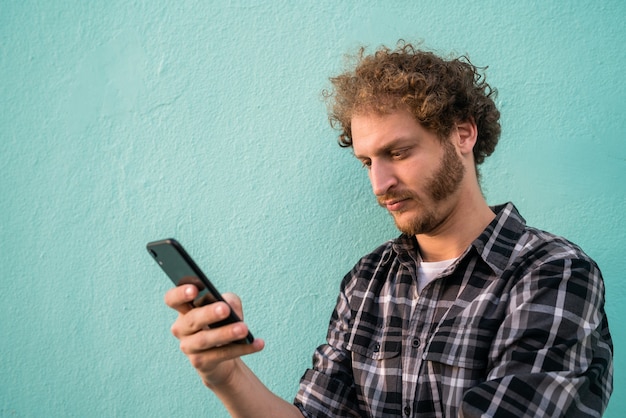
[184,286,194,298]
[233,324,244,336]
[215,304,225,316]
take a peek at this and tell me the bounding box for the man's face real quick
[351,109,465,236]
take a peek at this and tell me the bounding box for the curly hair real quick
[324,41,501,165]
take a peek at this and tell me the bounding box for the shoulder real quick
[339,236,407,293]
[516,225,600,273]
[482,203,601,277]
[507,227,607,314]
[352,239,396,270]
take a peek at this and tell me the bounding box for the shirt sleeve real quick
[293,273,363,417]
[460,256,613,417]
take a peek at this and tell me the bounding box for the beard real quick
[378,140,466,235]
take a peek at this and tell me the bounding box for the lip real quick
[384,198,410,212]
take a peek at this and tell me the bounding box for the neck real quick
[416,185,495,262]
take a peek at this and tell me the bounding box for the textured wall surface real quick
[1,1,624,416]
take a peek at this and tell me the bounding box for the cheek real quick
[400,163,431,188]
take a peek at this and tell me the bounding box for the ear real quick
[454,119,478,156]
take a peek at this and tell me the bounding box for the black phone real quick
[146,238,254,344]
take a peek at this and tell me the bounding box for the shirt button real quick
[411,338,420,348]
[404,405,411,415]
[372,343,380,352]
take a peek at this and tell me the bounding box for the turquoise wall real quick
[1,1,624,416]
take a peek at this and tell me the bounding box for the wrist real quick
[202,358,245,392]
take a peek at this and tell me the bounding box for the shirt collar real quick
[472,202,527,275]
[390,202,527,275]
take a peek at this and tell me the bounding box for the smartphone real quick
[147,238,254,344]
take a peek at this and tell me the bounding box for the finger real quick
[164,285,197,314]
[187,338,265,372]
[221,292,244,319]
[180,321,252,354]
[171,300,232,337]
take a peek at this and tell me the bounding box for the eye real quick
[390,147,412,160]
[359,159,372,169]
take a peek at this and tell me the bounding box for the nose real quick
[370,160,397,196]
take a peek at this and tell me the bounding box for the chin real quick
[393,211,439,236]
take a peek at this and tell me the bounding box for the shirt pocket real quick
[347,338,401,361]
[345,318,403,391]
[424,316,499,370]
[345,301,404,361]
[421,317,500,416]
[345,321,403,413]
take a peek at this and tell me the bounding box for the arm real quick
[165,285,302,418]
[460,257,613,417]
[294,268,369,417]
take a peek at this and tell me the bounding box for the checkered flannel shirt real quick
[294,203,613,417]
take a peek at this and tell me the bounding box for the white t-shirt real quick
[417,257,457,294]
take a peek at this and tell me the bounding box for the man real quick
[165,42,613,417]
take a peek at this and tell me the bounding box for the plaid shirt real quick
[294,203,613,417]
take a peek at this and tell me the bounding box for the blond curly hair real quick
[324,41,501,165]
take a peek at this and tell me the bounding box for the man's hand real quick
[164,285,265,388]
